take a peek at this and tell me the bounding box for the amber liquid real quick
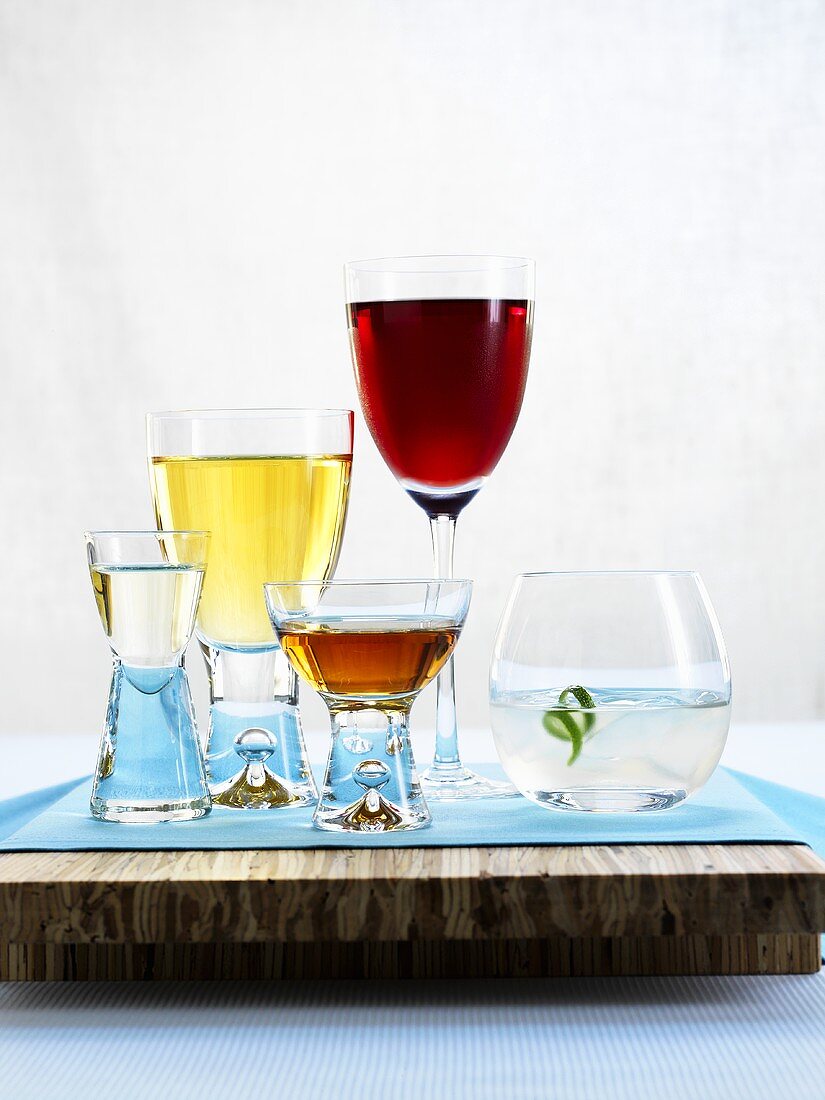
[278,622,459,701]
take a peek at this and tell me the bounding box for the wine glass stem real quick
[429,515,462,770]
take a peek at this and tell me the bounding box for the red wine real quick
[349,298,532,516]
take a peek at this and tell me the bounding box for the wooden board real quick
[1,842,823,980]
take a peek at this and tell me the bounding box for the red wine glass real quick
[345,255,535,799]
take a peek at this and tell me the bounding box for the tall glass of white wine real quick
[148,409,353,808]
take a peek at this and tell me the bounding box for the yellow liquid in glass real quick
[150,455,351,647]
[90,564,204,667]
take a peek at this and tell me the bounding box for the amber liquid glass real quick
[278,627,460,699]
[266,580,472,831]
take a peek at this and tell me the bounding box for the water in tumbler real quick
[490,688,730,811]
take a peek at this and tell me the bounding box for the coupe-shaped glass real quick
[265,579,472,831]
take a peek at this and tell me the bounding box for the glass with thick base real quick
[265,580,472,832]
[85,531,211,823]
[148,409,353,809]
[346,256,534,801]
[490,571,732,813]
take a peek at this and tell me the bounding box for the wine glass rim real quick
[147,408,354,420]
[344,254,535,273]
[517,569,700,579]
[264,578,473,588]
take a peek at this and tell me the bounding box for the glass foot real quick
[313,793,430,833]
[420,765,518,801]
[532,788,687,812]
[210,763,316,809]
[314,751,431,832]
[90,795,211,823]
[208,725,317,809]
[202,647,317,808]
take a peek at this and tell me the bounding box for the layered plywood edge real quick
[1,843,823,979]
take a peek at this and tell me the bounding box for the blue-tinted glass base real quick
[206,704,317,808]
[90,662,211,823]
[200,644,317,809]
[314,710,430,832]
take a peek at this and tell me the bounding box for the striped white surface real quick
[1,975,824,1099]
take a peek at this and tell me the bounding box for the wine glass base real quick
[420,767,518,801]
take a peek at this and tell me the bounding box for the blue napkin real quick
[727,769,825,858]
[0,766,804,850]
[0,778,87,844]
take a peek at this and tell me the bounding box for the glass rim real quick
[344,254,535,274]
[264,577,472,588]
[84,529,210,539]
[516,569,701,579]
[147,408,354,421]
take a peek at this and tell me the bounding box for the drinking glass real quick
[147,409,353,808]
[85,531,211,822]
[345,255,534,800]
[490,571,732,812]
[265,580,472,831]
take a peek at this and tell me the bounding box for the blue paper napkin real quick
[0,765,804,850]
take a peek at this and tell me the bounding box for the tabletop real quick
[1,725,823,1099]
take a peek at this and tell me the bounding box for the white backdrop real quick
[1,0,824,749]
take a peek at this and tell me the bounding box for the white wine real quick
[90,564,204,668]
[150,455,351,648]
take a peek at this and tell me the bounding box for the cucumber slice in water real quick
[542,685,596,765]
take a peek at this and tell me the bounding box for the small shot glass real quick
[86,531,211,822]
